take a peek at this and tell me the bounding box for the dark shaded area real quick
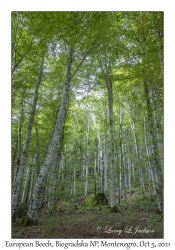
[94,192,108,205]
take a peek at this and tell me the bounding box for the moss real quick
[22,215,39,226]
[19,216,25,226]
[110,206,120,213]
[23,215,30,227]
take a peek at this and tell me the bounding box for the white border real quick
[0,0,175,248]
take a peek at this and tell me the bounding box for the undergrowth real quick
[12,191,163,239]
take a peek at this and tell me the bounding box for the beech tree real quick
[21,13,99,225]
[12,56,45,221]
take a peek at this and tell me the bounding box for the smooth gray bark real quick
[143,116,156,196]
[91,113,105,193]
[94,150,97,196]
[21,162,30,204]
[84,116,90,195]
[35,125,40,176]
[118,106,127,208]
[118,104,123,202]
[151,85,163,173]
[127,157,132,195]
[84,159,89,195]
[13,99,24,186]
[143,78,163,212]
[12,138,18,182]
[73,144,77,195]
[27,48,74,222]
[61,151,65,185]
[17,103,23,166]
[47,152,61,210]
[98,54,118,211]
[130,118,145,196]
[103,136,108,194]
[105,75,117,209]
[12,56,44,217]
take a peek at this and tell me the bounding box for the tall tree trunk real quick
[47,151,61,211]
[25,47,74,225]
[118,103,123,203]
[80,146,85,191]
[94,150,97,196]
[90,113,105,193]
[151,85,163,173]
[13,100,24,186]
[48,130,64,210]
[98,53,119,212]
[12,138,18,182]
[127,156,132,196]
[143,77,163,213]
[125,132,135,185]
[84,159,89,196]
[143,116,156,196]
[21,161,31,204]
[122,148,128,209]
[105,75,119,212]
[84,115,90,195]
[16,102,23,175]
[73,144,77,195]
[61,150,65,189]
[103,136,108,194]
[130,117,145,196]
[35,125,40,176]
[12,56,44,220]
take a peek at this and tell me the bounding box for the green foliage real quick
[19,216,25,226]
[85,195,97,207]
[125,211,137,223]
[130,195,157,211]
[115,218,128,229]
[15,228,25,238]
[147,213,163,235]
[147,213,163,226]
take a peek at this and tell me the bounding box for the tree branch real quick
[70,39,97,80]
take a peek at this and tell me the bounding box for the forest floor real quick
[12,190,163,239]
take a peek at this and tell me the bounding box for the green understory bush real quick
[130,195,157,211]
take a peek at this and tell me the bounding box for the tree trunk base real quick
[110,206,120,213]
[95,192,108,205]
[155,209,163,214]
[19,215,38,226]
